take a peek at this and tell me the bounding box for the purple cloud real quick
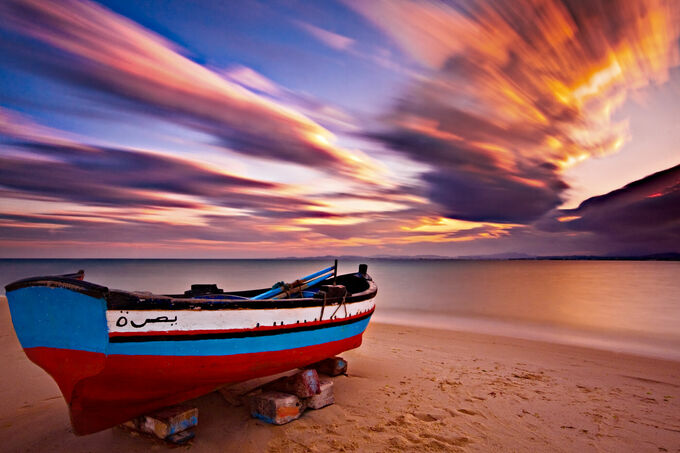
[538,164,680,254]
[0,0,370,176]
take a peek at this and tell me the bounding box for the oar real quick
[251,264,335,300]
[270,270,334,299]
[254,268,333,300]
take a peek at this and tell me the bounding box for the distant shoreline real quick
[0,254,678,261]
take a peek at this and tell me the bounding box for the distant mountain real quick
[275,254,457,260]
[514,252,680,261]
[275,252,679,261]
[455,252,534,260]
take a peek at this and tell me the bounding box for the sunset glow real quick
[0,0,678,257]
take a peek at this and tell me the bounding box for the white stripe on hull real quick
[107,299,375,333]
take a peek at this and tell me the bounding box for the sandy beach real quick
[1,298,679,452]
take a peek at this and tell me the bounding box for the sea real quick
[1,259,678,361]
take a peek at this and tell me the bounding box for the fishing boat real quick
[5,262,376,435]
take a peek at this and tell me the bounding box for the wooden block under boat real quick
[263,369,321,398]
[304,377,335,410]
[305,356,348,376]
[122,404,198,440]
[249,391,306,425]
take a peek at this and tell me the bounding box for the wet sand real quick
[1,297,679,452]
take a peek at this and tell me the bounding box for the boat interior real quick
[178,271,371,300]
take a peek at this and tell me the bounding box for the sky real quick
[0,0,678,258]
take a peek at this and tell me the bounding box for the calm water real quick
[1,259,679,360]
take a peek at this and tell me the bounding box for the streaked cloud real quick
[222,65,282,96]
[295,20,355,51]
[0,0,378,180]
[222,65,360,133]
[0,0,677,257]
[1,108,471,254]
[0,108,320,216]
[350,0,680,223]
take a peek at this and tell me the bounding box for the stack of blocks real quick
[120,356,348,442]
[248,356,346,425]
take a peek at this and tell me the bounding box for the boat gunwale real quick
[5,273,378,311]
[4,275,108,298]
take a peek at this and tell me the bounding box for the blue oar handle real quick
[300,265,335,283]
[302,272,333,290]
[251,286,285,300]
[271,270,334,300]
[251,265,336,300]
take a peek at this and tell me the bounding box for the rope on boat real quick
[276,279,306,299]
[252,264,335,300]
[329,292,347,320]
[319,292,327,321]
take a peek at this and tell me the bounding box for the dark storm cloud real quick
[373,127,568,223]
[539,164,680,253]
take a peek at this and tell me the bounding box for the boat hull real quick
[6,272,377,434]
[25,331,364,434]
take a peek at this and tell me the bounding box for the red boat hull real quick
[25,333,363,435]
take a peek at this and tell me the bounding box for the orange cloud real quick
[351,0,680,222]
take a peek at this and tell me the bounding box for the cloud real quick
[0,109,426,254]
[372,125,569,223]
[0,0,375,178]
[1,1,677,257]
[349,0,680,223]
[221,65,282,96]
[0,108,331,219]
[0,106,582,257]
[222,65,359,133]
[295,21,355,51]
[538,164,680,253]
